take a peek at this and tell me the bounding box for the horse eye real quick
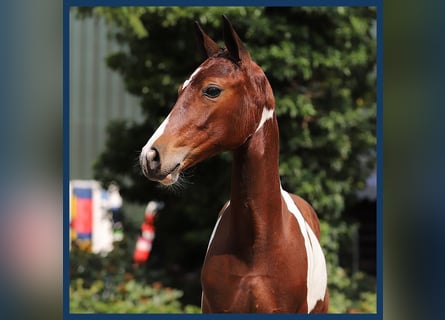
[203,86,222,98]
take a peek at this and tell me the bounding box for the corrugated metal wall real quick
[69,11,143,179]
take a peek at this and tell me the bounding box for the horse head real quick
[140,16,274,185]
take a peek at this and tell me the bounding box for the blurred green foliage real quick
[72,6,377,313]
[70,278,199,313]
[70,239,201,313]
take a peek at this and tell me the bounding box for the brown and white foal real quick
[139,16,328,313]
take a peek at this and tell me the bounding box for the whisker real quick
[133,151,145,176]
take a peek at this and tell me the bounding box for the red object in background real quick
[133,236,152,264]
[133,209,157,265]
[72,187,93,240]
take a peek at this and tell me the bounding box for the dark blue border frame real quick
[375,2,383,317]
[63,1,383,319]
[63,1,70,318]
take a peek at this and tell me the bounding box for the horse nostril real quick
[147,147,161,170]
[147,149,157,161]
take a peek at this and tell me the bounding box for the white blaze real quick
[281,187,327,313]
[141,114,171,158]
[182,67,202,89]
[141,67,202,159]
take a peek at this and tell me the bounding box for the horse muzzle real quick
[140,145,184,186]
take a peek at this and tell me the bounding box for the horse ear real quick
[222,15,251,63]
[194,21,220,59]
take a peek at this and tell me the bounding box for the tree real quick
[74,7,376,311]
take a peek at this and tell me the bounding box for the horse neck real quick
[229,111,283,247]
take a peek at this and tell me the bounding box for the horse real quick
[139,16,328,313]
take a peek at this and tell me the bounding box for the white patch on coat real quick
[182,67,202,89]
[206,201,230,252]
[255,107,274,133]
[281,187,327,313]
[202,201,230,309]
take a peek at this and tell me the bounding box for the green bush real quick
[321,220,376,313]
[70,239,201,313]
[327,267,376,313]
[70,278,200,313]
